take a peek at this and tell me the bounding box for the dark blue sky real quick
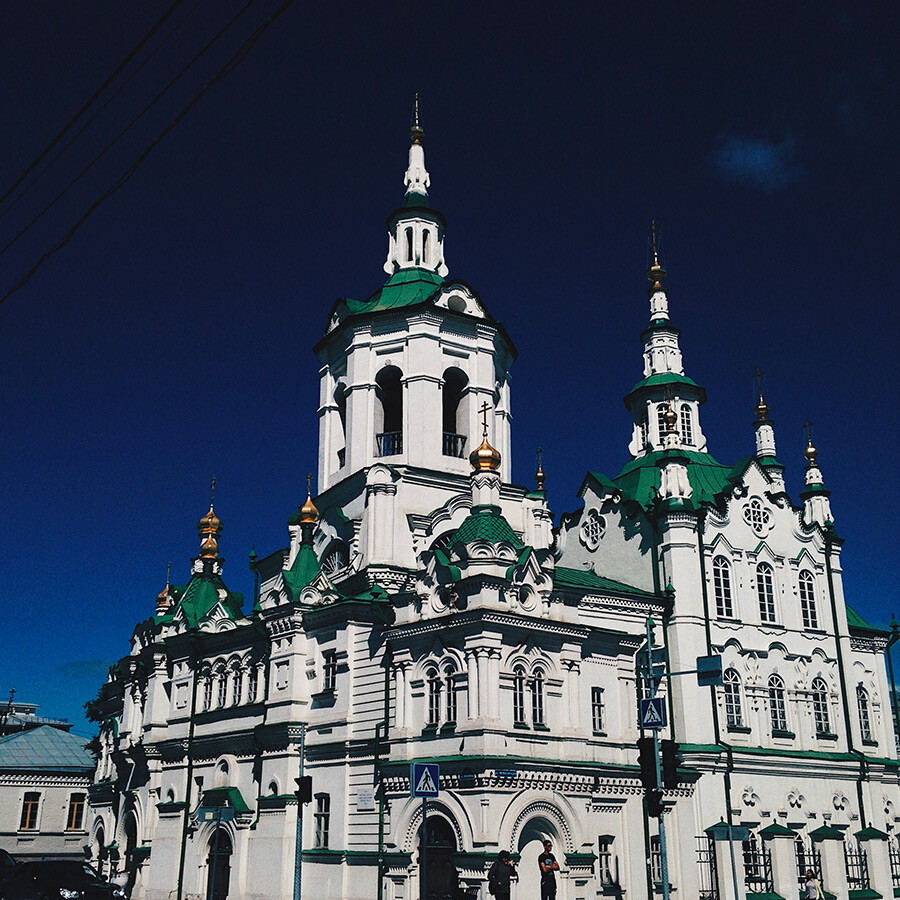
[0,2,896,733]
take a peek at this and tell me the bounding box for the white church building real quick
[87,114,900,900]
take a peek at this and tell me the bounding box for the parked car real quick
[0,860,124,900]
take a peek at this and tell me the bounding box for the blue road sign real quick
[411,763,440,798]
[640,697,667,729]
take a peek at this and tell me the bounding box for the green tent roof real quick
[344,267,444,316]
[553,566,657,601]
[174,572,243,629]
[451,505,523,548]
[283,542,321,599]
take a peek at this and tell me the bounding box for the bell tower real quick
[315,105,515,493]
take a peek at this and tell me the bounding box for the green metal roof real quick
[450,505,523,548]
[553,566,657,601]
[0,725,94,772]
[175,572,244,629]
[612,450,734,508]
[200,786,251,815]
[343,267,444,316]
[846,604,886,635]
[626,372,701,395]
[283,542,321,599]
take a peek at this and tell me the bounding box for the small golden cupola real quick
[469,402,501,472]
[197,478,223,558]
[299,474,319,524]
[155,562,173,614]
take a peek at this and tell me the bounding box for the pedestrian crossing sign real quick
[411,762,440,797]
[640,697,667,729]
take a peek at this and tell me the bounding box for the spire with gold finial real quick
[469,402,501,472]
[800,422,834,528]
[298,473,319,546]
[751,368,780,462]
[197,476,223,558]
[403,92,430,204]
[156,561,173,614]
[535,447,546,493]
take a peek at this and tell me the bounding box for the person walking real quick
[487,850,516,899]
[805,869,824,899]
[537,840,559,900]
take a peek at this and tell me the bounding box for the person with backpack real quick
[488,850,516,899]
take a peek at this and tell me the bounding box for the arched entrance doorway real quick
[205,829,232,900]
[518,817,560,893]
[419,815,460,900]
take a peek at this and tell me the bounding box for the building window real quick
[19,792,40,830]
[597,837,616,886]
[405,227,413,262]
[217,672,227,708]
[591,687,605,733]
[323,651,337,692]
[422,229,430,265]
[66,793,86,831]
[811,677,830,735]
[657,405,672,441]
[857,687,873,742]
[639,412,649,449]
[247,666,258,704]
[680,405,694,445]
[444,668,457,724]
[513,667,526,725]
[232,669,243,706]
[713,556,733,618]
[799,571,818,629]
[756,563,776,623]
[427,668,441,726]
[314,794,330,848]
[531,670,545,726]
[723,668,743,728]
[375,366,403,457]
[768,674,788,733]
[203,674,213,711]
[441,368,468,458]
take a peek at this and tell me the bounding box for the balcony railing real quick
[375,431,402,457]
[442,432,466,458]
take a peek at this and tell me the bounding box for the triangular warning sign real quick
[416,767,437,794]
[642,701,663,726]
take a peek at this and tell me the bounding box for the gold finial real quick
[156,561,173,610]
[753,369,770,420]
[663,401,678,432]
[646,219,667,288]
[535,447,546,492]
[469,401,501,472]
[197,478,223,558]
[409,92,424,145]
[299,473,319,524]
[803,421,818,467]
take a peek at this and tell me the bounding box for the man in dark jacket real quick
[488,850,516,899]
[538,840,559,900]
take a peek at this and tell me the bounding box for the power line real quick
[0,0,188,213]
[0,0,298,309]
[0,0,259,262]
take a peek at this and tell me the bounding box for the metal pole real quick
[208,808,221,900]
[646,618,670,900]
[176,640,200,900]
[420,795,427,900]
[293,723,306,900]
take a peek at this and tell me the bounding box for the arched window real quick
[756,563,776,623]
[531,669,545,726]
[232,668,243,706]
[202,673,213,711]
[639,411,649,449]
[799,571,818,629]
[422,229,430,265]
[857,687,873,742]
[334,383,347,467]
[811,677,830,735]
[657,405,671,442]
[513,667,526,725]
[723,668,743,727]
[375,366,403,456]
[768,674,787,733]
[680,405,694,445]
[427,668,441,726]
[405,227,413,262]
[247,667,258,704]
[713,557,733,618]
[216,671,227,709]
[444,668,457,724]
[441,368,468,458]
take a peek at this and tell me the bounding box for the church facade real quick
[87,116,900,900]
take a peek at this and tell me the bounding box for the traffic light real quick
[295,776,312,804]
[646,789,663,818]
[661,740,681,789]
[637,736,657,790]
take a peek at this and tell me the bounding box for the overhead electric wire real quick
[0,0,259,262]
[0,0,298,309]
[0,0,204,222]
[0,0,188,213]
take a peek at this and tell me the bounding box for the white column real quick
[765,833,800,900]
[859,833,893,898]
[487,652,500,719]
[477,651,490,719]
[394,664,407,729]
[817,839,849,898]
[467,652,479,718]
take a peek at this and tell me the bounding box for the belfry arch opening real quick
[375,366,403,456]
[418,814,459,900]
[442,368,468,458]
[334,383,347,467]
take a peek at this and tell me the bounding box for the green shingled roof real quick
[0,725,94,772]
[175,572,244,629]
[553,566,657,600]
[626,372,701,394]
[451,505,523,548]
[283,542,321,599]
[611,450,734,508]
[343,267,444,316]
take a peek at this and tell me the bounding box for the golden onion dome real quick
[755,398,770,420]
[299,491,319,524]
[197,505,222,535]
[469,434,501,472]
[804,441,818,467]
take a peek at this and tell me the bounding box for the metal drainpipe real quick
[885,619,899,749]
[824,533,868,828]
[176,637,200,900]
